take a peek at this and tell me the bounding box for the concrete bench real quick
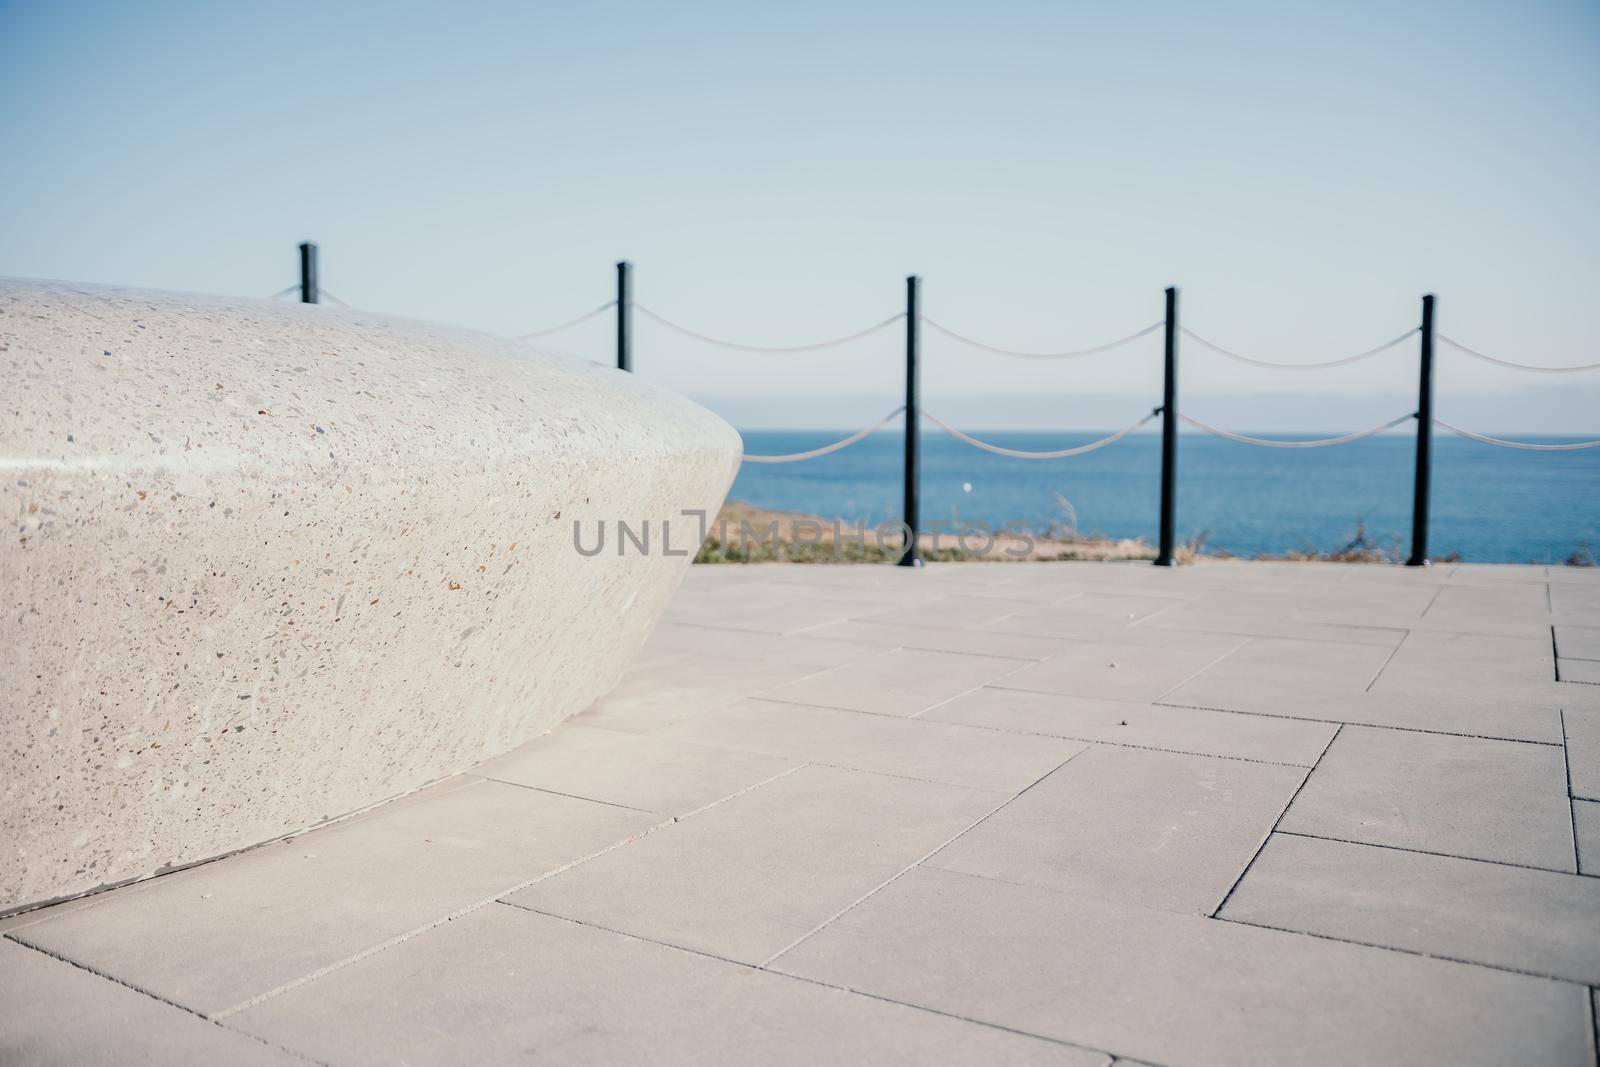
[0,280,740,911]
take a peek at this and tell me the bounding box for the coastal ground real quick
[696,500,1489,564]
[700,500,1162,562]
[4,559,1599,1065]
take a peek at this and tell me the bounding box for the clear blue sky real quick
[3,1,1597,430]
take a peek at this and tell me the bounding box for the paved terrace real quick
[5,560,1600,1066]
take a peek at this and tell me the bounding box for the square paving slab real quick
[1221,832,1600,983]
[654,697,1088,791]
[1419,581,1553,622]
[806,616,1076,660]
[982,612,1255,653]
[1556,625,1600,662]
[771,865,1591,1067]
[1139,591,1408,647]
[926,744,1305,914]
[664,587,891,635]
[1370,630,1555,698]
[573,651,827,732]
[12,778,661,1014]
[994,591,1193,627]
[472,723,798,815]
[924,686,1338,765]
[993,639,1236,702]
[0,938,301,1066]
[1553,582,1600,626]
[854,591,1046,628]
[8,559,1598,1066]
[229,904,1106,1067]
[1277,725,1575,871]
[637,622,882,671]
[760,646,1026,716]
[1161,636,1395,714]
[505,762,1010,964]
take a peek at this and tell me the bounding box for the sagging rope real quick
[318,289,350,308]
[514,302,617,341]
[921,318,1163,360]
[1437,335,1600,374]
[1180,326,1418,370]
[1434,420,1600,451]
[742,407,906,463]
[1180,412,1417,448]
[922,407,1163,459]
[267,285,300,299]
[635,305,904,353]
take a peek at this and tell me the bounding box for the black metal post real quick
[899,275,921,567]
[1155,286,1178,566]
[1407,294,1436,567]
[299,242,318,304]
[616,261,632,373]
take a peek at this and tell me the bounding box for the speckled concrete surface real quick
[0,279,741,911]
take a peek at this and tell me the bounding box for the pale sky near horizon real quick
[3,1,1597,430]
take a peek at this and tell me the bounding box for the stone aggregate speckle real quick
[1,279,741,910]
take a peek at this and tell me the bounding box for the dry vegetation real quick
[696,501,1158,564]
[695,503,1596,566]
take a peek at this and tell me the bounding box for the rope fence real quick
[920,318,1162,360]
[923,408,1164,459]
[1179,412,1417,449]
[635,304,904,353]
[263,246,1598,567]
[515,302,617,340]
[1180,325,1417,370]
[1437,334,1600,374]
[1435,419,1600,451]
[742,408,906,463]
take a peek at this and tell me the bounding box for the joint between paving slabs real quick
[756,744,1095,968]
[1152,697,1566,748]
[468,775,663,815]
[1363,630,1411,693]
[1151,638,1254,704]
[1272,829,1594,879]
[1214,912,1600,987]
[208,763,812,1020]
[3,932,325,1064]
[1559,709,1585,874]
[779,619,1048,664]
[495,899,1126,1065]
[756,690,1332,770]
[909,656,1042,720]
[1210,724,1342,918]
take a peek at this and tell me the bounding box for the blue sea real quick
[729,431,1600,563]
